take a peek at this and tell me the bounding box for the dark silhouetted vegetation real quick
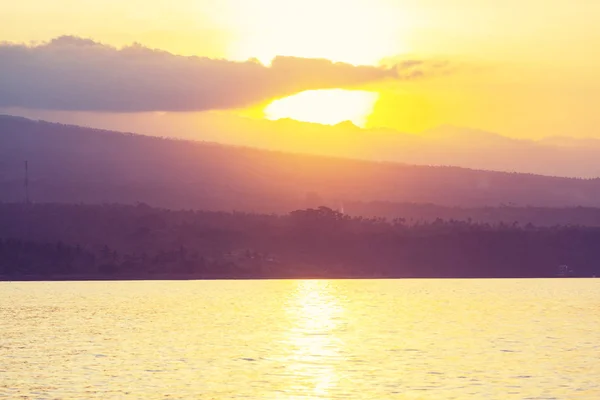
[1,203,598,280]
[345,201,600,227]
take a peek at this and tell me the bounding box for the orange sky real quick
[1,0,600,139]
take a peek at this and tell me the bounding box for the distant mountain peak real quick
[334,120,361,130]
[422,125,513,143]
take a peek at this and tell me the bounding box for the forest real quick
[3,116,600,280]
[345,201,600,227]
[1,203,598,280]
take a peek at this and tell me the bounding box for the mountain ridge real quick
[2,114,600,212]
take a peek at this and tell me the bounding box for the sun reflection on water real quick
[281,280,347,398]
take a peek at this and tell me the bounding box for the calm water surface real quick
[1,279,599,399]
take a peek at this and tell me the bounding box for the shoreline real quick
[0,274,585,282]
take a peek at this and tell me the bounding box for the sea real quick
[1,279,599,399]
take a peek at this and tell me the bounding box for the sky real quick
[1,0,599,151]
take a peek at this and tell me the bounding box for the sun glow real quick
[227,0,404,66]
[264,89,379,127]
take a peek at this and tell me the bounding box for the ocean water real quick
[1,279,599,399]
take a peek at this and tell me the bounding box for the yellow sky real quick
[3,0,599,64]
[1,0,600,138]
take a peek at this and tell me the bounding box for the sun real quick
[264,89,379,127]
[226,0,404,66]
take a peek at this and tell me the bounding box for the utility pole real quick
[24,160,30,204]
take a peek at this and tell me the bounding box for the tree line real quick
[0,203,598,279]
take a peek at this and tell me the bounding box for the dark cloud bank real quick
[0,36,446,112]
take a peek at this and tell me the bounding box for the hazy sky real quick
[1,0,600,140]
[3,0,599,63]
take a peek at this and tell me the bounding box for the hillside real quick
[2,114,600,211]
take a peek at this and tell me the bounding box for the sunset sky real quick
[1,0,599,143]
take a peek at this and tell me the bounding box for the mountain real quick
[2,114,600,211]
[9,109,600,178]
[6,109,600,178]
[420,125,512,145]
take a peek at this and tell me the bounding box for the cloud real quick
[0,36,448,112]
